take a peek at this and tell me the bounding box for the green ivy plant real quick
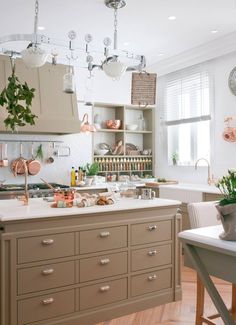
[0,59,37,131]
[216,170,236,206]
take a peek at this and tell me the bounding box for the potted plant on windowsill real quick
[85,162,100,186]
[216,170,236,240]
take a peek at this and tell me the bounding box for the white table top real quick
[0,197,181,222]
[179,225,236,254]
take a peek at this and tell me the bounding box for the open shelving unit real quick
[92,102,155,181]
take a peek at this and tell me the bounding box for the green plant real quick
[171,152,179,166]
[0,60,37,131]
[86,162,100,176]
[216,170,236,206]
[35,144,44,160]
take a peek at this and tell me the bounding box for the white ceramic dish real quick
[126,124,138,131]
[94,149,109,156]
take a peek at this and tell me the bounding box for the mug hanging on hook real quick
[222,116,236,142]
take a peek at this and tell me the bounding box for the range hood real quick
[0,55,81,134]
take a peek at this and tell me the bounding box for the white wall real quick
[155,51,236,184]
[0,66,132,185]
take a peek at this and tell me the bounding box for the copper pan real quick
[27,143,41,176]
[11,143,27,176]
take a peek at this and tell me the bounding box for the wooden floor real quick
[97,264,232,325]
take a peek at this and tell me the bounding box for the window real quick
[163,65,211,166]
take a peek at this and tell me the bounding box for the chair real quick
[187,201,236,325]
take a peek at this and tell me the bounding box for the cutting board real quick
[145,180,179,187]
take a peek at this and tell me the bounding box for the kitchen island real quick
[0,197,182,325]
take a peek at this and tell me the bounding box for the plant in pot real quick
[216,169,236,240]
[0,58,37,132]
[85,162,100,186]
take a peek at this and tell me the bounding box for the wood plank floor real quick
[96,264,232,325]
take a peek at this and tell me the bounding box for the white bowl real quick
[94,149,109,156]
[126,124,138,131]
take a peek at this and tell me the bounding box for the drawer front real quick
[131,268,172,297]
[18,261,75,295]
[80,226,127,254]
[17,233,75,264]
[131,220,172,246]
[80,278,127,310]
[80,252,127,282]
[18,289,75,324]
[131,244,172,272]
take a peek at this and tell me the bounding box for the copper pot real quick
[11,143,27,176]
[27,143,41,176]
[106,119,122,129]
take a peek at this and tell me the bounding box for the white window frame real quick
[162,64,213,167]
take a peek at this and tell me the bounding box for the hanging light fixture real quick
[21,0,48,68]
[80,114,96,133]
[0,0,146,79]
[63,31,77,94]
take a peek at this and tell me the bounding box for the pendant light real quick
[63,31,77,94]
[21,0,48,68]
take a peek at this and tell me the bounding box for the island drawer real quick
[18,261,75,295]
[131,244,172,271]
[18,289,75,324]
[131,220,172,246]
[80,251,127,282]
[17,233,75,264]
[80,226,127,254]
[80,278,128,310]
[131,267,172,297]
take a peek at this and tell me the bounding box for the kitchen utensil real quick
[106,120,121,129]
[27,143,41,176]
[46,143,54,164]
[94,149,109,156]
[40,178,55,190]
[11,143,27,176]
[0,143,8,167]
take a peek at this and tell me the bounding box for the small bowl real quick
[126,124,138,131]
[106,120,122,129]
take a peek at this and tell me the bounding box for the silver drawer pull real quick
[148,250,157,256]
[100,258,110,265]
[148,225,157,231]
[42,268,54,275]
[148,274,157,281]
[100,231,110,238]
[42,239,54,246]
[100,285,110,292]
[41,297,54,305]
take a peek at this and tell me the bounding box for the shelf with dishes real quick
[92,102,155,179]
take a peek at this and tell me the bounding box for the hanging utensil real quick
[27,143,41,176]
[0,144,8,167]
[11,143,27,176]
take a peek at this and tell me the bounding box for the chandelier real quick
[0,0,146,80]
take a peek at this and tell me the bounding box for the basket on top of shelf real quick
[127,150,141,156]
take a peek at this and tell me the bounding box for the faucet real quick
[16,160,29,205]
[195,158,215,185]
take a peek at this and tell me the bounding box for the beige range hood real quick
[0,55,81,134]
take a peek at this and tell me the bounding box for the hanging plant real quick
[0,58,38,131]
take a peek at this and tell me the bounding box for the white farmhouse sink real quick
[159,183,221,203]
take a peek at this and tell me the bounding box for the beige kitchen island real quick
[0,197,182,325]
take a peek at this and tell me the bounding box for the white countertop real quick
[0,197,181,222]
[158,183,221,194]
[179,225,236,253]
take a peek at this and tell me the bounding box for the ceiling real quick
[1,0,236,66]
